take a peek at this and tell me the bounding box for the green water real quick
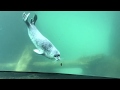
[0,11,120,78]
[36,11,115,60]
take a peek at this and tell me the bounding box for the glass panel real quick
[0,11,119,78]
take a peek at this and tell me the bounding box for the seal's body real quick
[22,12,60,61]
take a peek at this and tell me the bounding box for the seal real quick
[22,12,61,62]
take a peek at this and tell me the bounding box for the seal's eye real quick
[54,54,60,57]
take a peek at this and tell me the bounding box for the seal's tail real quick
[22,12,30,27]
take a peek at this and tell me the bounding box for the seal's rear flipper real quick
[22,12,30,22]
[30,14,37,25]
[33,14,37,25]
[22,12,30,27]
[30,18,34,24]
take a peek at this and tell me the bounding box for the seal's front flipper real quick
[33,49,44,54]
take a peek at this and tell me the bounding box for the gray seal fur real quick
[22,12,60,61]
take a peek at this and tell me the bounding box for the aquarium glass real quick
[0,11,120,78]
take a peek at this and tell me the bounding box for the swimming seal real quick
[22,12,61,62]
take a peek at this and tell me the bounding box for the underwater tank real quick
[0,11,120,79]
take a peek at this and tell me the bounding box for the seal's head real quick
[54,52,60,61]
[48,47,61,61]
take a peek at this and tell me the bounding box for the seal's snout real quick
[55,57,60,61]
[54,54,61,61]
